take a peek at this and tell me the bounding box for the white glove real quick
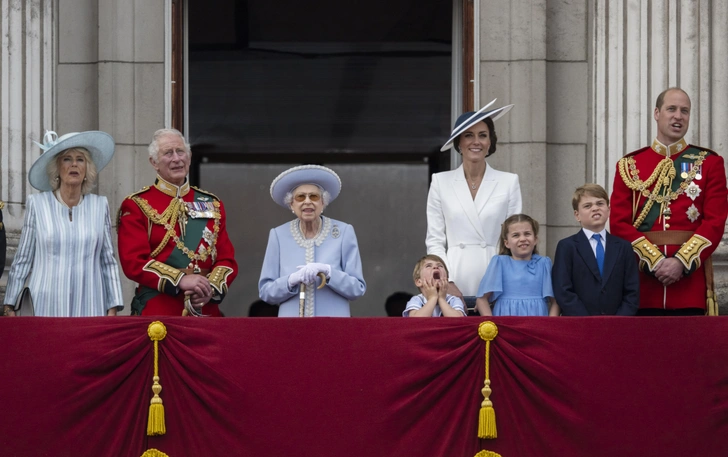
[287,266,307,289]
[302,263,331,284]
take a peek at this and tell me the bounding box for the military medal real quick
[680,162,689,179]
[686,204,700,222]
[185,201,218,219]
[686,181,702,201]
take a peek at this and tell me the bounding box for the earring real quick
[83,177,87,181]
[53,176,59,182]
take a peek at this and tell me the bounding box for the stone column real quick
[0,0,54,298]
[478,0,549,250]
[95,0,166,307]
[545,0,590,255]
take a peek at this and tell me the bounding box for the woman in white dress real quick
[426,101,522,310]
[2,131,124,316]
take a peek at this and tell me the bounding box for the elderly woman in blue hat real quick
[426,101,522,309]
[259,165,366,317]
[2,131,124,317]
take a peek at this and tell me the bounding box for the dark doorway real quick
[184,0,454,316]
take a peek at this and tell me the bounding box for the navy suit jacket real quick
[552,230,639,316]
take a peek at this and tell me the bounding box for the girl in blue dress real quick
[475,214,559,316]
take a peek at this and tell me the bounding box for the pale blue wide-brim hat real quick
[28,130,115,191]
[440,99,514,152]
[270,165,342,208]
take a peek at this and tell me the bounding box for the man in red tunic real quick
[117,129,237,316]
[610,88,728,315]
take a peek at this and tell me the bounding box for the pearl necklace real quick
[55,190,83,221]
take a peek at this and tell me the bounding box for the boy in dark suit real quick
[552,184,639,315]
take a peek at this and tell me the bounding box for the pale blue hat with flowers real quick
[29,130,115,191]
[270,165,342,208]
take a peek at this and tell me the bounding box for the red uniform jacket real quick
[117,177,237,316]
[610,138,727,311]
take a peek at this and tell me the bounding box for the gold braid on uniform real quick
[617,150,707,228]
[674,234,711,271]
[208,266,235,295]
[132,196,221,263]
[631,236,664,272]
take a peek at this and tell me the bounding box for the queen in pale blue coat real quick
[259,165,366,317]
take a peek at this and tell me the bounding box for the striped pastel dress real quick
[3,192,124,316]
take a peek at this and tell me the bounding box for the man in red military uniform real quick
[117,128,237,316]
[610,88,728,315]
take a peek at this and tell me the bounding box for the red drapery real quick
[1,317,727,457]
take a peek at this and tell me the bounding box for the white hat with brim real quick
[28,130,115,191]
[270,165,342,208]
[440,99,515,152]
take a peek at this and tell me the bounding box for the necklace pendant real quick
[471,183,476,190]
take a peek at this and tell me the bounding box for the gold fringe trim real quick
[707,290,719,316]
[474,451,502,457]
[140,449,170,457]
[147,321,167,436]
[478,321,498,439]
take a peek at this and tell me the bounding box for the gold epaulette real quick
[674,234,711,271]
[191,186,220,201]
[0,201,5,210]
[124,186,151,200]
[143,260,184,292]
[117,186,151,228]
[631,236,665,272]
[208,266,234,295]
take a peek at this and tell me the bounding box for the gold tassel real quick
[478,321,499,439]
[147,321,168,436]
[474,451,502,457]
[140,449,169,457]
[706,290,719,316]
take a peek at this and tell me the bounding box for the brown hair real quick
[498,214,540,256]
[571,183,609,211]
[46,147,98,195]
[655,87,690,110]
[412,254,449,283]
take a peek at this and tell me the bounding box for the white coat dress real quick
[426,163,522,297]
